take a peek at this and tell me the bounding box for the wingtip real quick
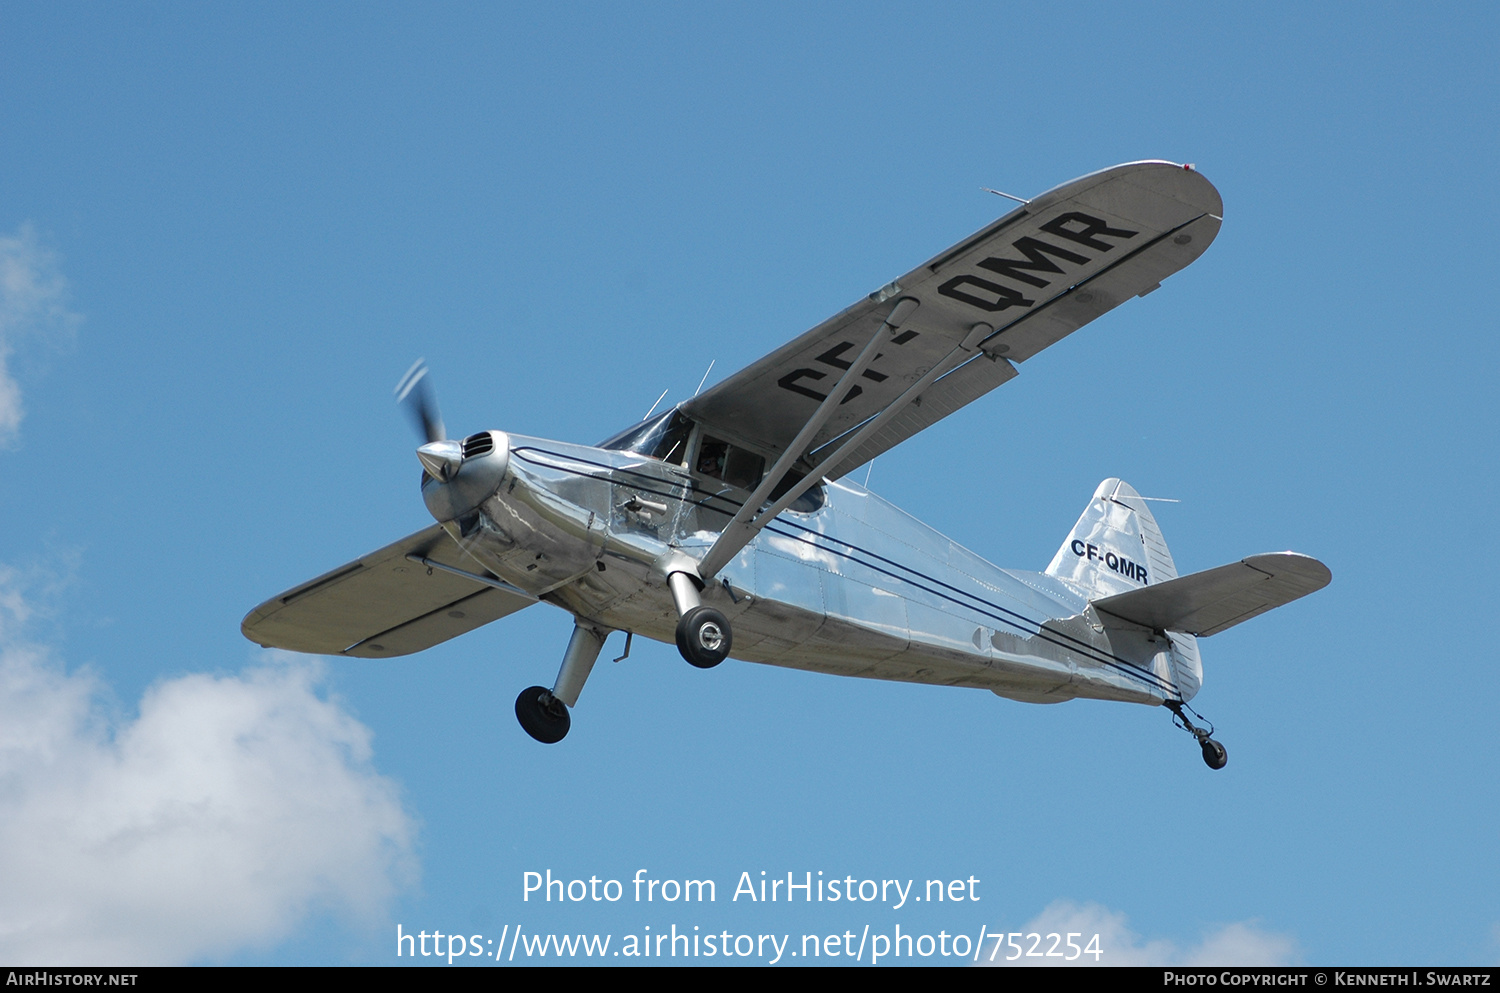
[1245,551,1332,590]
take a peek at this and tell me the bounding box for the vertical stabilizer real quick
[1046,479,1203,700]
[1046,478,1174,594]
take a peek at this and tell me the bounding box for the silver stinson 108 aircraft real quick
[243,161,1329,769]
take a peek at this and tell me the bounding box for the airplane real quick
[242,160,1330,769]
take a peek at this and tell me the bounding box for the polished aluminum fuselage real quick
[432,434,1185,708]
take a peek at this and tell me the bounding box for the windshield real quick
[597,409,693,466]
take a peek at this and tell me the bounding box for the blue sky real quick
[1,2,1496,966]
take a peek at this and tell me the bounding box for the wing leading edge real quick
[242,524,536,658]
[682,161,1222,481]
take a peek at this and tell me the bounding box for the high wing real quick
[686,161,1222,579]
[242,525,536,658]
[1092,552,1332,638]
[682,160,1222,482]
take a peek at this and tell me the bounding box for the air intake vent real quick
[462,432,495,459]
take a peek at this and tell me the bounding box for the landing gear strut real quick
[668,571,730,668]
[1167,700,1228,770]
[515,620,606,744]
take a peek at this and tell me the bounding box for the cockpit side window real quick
[695,435,765,492]
[608,418,822,511]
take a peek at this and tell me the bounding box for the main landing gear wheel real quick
[675,605,731,669]
[1200,738,1228,770]
[515,685,570,744]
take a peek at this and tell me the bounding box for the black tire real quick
[675,605,731,669]
[515,685,570,744]
[1200,738,1228,770]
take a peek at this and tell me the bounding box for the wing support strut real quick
[697,315,993,580]
[404,553,538,601]
[695,298,915,580]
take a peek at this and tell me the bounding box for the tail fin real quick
[1046,478,1177,596]
[1046,478,1203,700]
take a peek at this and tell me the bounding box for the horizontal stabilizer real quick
[1091,552,1331,637]
[242,524,535,657]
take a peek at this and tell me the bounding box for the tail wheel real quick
[1200,738,1228,770]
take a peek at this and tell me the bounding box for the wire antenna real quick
[642,388,669,420]
[982,187,1031,205]
[694,359,716,397]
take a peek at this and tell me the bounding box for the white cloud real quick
[0,570,418,965]
[0,223,80,445]
[983,900,1300,967]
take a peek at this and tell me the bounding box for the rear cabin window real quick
[770,470,826,514]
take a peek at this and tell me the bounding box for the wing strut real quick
[697,315,996,580]
[694,298,915,581]
[404,553,539,601]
